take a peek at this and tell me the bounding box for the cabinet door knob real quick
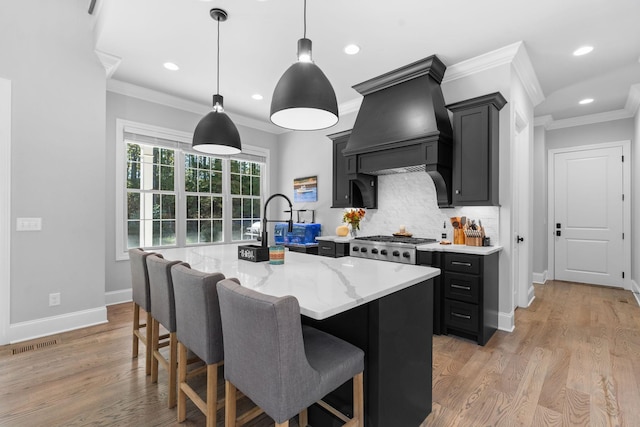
[455,190,461,195]
[345,195,348,199]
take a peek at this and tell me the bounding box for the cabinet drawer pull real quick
[451,312,471,320]
[320,246,332,251]
[451,284,471,291]
[451,261,472,267]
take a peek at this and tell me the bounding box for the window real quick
[126,144,176,248]
[185,154,223,244]
[115,120,268,260]
[231,160,262,241]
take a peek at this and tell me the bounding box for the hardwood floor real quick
[1,281,639,426]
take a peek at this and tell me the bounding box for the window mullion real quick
[222,158,232,243]
[176,149,185,247]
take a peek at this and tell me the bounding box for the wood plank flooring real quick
[1,281,639,426]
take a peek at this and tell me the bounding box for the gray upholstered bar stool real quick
[128,248,155,375]
[170,264,227,427]
[217,279,365,427]
[146,254,181,409]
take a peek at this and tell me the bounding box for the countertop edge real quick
[300,266,441,320]
[416,243,503,255]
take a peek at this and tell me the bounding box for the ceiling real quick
[95,0,640,133]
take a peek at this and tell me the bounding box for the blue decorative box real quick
[274,223,321,246]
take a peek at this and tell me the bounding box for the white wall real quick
[0,0,107,338]
[546,119,634,150]
[105,92,280,296]
[532,126,547,280]
[633,110,640,293]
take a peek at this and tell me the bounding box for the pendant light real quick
[193,8,242,155]
[270,0,338,131]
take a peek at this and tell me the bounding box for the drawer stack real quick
[442,252,499,345]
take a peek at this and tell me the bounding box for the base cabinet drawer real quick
[444,300,479,333]
[444,272,480,303]
[318,241,350,258]
[444,253,481,275]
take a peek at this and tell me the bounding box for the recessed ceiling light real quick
[573,46,593,56]
[579,98,594,105]
[252,94,263,100]
[163,62,180,71]
[344,44,360,55]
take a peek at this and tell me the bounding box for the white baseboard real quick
[498,310,515,332]
[105,288,132,306]
[632,279,640,307]
[532,270,547,284]
[8,306,107,344]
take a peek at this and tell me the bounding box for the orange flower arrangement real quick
[343,208,366,231]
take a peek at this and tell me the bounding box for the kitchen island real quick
[157,244,440,427]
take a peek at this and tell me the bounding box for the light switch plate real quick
[16,217,42,231]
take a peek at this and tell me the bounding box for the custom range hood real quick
[343,55,453,207]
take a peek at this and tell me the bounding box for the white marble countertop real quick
[315,235,353,243]
[156,244,440,321]
[416,242,503,255]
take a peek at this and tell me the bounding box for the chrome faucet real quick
[261,193,294,248]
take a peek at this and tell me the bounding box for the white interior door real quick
[553,146,624,287]
[0,77,11,345]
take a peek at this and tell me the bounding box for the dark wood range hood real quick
[343,55,454,207]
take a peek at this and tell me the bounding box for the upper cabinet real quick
[328,130,377,209]
[446,93,507,206]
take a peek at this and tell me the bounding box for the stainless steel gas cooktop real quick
[350,235,437,264]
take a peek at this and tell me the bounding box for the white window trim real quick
[115,118,270,261]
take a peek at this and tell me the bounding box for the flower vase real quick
[350,225,358,238]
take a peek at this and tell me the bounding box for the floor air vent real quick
[12,338,59,355]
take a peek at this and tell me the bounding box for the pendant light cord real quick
[303,0,307,38]
[216,17,220,95]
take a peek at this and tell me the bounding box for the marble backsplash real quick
[353,172,500,243]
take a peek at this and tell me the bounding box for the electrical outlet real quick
[49,293,60,306]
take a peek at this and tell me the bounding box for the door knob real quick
[517,235,524,243]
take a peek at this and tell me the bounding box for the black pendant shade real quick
[193,8,242,155]
[270,50,339,130]
[270,1,339,131]
[193,95,241,155]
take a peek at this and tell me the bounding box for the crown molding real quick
[540,109,633,131]
[443,42,521,84]
[442,41,544,107]
[95,50,121,79]
[106,79,285,135]
[511,43,545,106]
[625,83,640,115]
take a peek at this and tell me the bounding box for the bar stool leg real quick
[299,409,308,427]
[225,381,237,427]
[145,311,152,375]
[132,303,140,358]
[168,332,177,408]
[206,363,218,427]
[151,319,159,383]
[353,372,364,427]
